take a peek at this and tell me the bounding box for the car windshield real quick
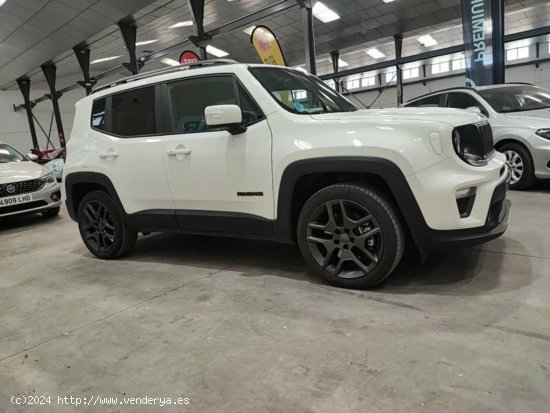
[0,143,27,163]
[478,85,550,113]
[249,67,357,114]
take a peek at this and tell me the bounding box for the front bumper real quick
[418,178,510,253]
[0,183,61,218]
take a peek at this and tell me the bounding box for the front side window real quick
[0,143,27,163]
[477,85,550,113]
[110,86,157,136]
[249,67,357,115]
[446,93,488,116]
[167,76,263,134]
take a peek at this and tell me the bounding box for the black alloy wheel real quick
[297,184,404,289]
[77,191,137,259]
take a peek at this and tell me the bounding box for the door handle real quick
[167,148,192,156]
[99,151,119,159]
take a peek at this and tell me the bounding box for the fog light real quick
[50,192,60,202]
[456,187,476,218]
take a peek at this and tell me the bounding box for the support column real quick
[298,0,316,75]
[41,63,66,149]
[74,46,97,95]
[330,51,340,92]
[188,0,210,60]
[118,19,141,75]
[394,34,403,106]
[15,77,39,150]
[491,0,505,84]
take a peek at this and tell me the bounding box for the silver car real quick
[403,84,550,190]
[0,142,61,219]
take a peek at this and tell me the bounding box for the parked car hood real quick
[503,108,550,122]
[310,107,483,126]
[0,161,46,184]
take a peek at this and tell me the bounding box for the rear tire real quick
[297,184,404,289]
[500,142,536,190]
[77,191,137,259]
[42,206,60,218]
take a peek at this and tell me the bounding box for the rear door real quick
[90,86,175,216]
[159,74,274,230]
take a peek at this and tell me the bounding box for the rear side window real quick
[91,98,106,131]
[111,86,157,136]
[166,76,263,134]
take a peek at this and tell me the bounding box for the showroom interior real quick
[1,0,549,411]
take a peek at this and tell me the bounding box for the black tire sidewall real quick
[297,184,403,289]
[77,191,129,259]
[501,143,535,190]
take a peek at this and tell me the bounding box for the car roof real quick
[404,83,534,103]
[91,60,299,97]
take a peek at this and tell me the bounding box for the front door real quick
[160,75,274,233]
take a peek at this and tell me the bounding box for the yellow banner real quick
[251,26,287,66]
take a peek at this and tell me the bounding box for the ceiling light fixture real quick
[160,58,180,66]
[312,1,340,23]
[382,0,395,3]
[206,45,229,57]
[90,55,122,64]
[417,34,438,47]
[169,21,194,28]
[366,48,385,59]
[0,0,8,7]
[135,39,159,46]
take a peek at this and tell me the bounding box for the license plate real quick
[0,194,33,206]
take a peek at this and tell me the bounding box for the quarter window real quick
[167,76,263,134]
[91,98,106,131]
[110,86,157,137]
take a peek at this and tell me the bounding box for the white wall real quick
[0,87,84,153]
[350,62,550,108]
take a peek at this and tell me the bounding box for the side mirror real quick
[465,106,485,116]
[205,105,247,135]
[27,153,39,161]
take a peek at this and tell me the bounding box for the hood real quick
[503,108,550,123]
[310,107,483,126]
[0,161,47,185]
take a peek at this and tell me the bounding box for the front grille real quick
[0,200,48,215]
[0,179,45,198]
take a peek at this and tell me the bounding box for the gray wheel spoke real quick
[307,236,332,246]
[358,227,380,239]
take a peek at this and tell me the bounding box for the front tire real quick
[297,184,404,289]
[77,191,137,259]
[501,143,536,190]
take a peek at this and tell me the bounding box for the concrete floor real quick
[1,185,549,413]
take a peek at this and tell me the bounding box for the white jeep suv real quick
[63,61,510,289]
[403,84,550,190]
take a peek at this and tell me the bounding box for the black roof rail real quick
[92,59,239,94]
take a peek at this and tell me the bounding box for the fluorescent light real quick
[90,55,122,64]
[169,21,193,28]
[243,26,256,35]
[206,45,228,57]
[382,0,395,3]
[136,39,158,46]
[0,0,7,7]
[418,34,438,47]
[366,48,385,59]
[312,1,340,23]
[160,58,180,66]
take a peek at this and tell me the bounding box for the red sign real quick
[179,51,201,65]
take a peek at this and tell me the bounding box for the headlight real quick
[535,129,550,140]
[39,172,56,183]
[452,123,494,167]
